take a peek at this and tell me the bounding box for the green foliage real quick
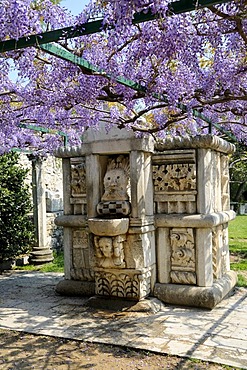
[0,152,34,261]
[229,147,247,204]
[235,274,247,288]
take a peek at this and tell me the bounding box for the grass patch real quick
[229,240,247,252]
[228,215,247,239]
[231,261,247,270]
[229,215,247,287]
[234,274,247,288]
[15,251,64,273]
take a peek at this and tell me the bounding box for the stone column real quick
[29,156,53,264]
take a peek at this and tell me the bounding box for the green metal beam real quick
[19,123,68,146]
[0,0,231,53]
[40,43,147,93]
[192,110,237,141]
[0,0,236,143]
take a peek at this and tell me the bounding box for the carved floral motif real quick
[95,269,151,298]
[171,228,195,268]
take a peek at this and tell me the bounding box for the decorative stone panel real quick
[94,268,151,299]
[94,235,126,268]
[97,201,131,216]
[170,227,196,285]
[101,155,130,202]
[70,157,87,215]
[71,229,94,281]
[221,155,230,211]
[153,150,197,214]
[212,223,230,280]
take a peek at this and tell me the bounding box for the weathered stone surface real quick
[0,272,246,369]
[88,218,129,236]
[56,279,95,296]
[154,270,238,309]
[55,215,87,227]
[55,132,236,308]
[154,134,235,154]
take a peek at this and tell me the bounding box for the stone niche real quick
[55,131,237,308]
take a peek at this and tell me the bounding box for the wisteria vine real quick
[0,0,246,153]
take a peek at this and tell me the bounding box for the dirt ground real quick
[0,329,234,370]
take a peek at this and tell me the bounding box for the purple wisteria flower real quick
[0,0,246,153]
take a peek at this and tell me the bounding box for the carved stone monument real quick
[55,130,237,308]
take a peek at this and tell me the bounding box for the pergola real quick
[0,0,236,142]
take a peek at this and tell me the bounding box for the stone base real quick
[85,296,164,313]
[29,247,54,264]
[154,271,237,309]
[56,279,95,296]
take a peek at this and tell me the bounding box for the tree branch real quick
[208,5,247,45]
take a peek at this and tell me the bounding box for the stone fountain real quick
[55,128,237,308]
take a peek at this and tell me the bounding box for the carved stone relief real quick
[97,200,131,217]
[221,155,230,211]
[152,150,197,214]
[70,158,87,215]
[94,235,126,268]
[94,269,151,298]
[212,227,220,280]
[71,159,86,197]
[71,229,94,281]
[73,229,88,249]
[153,163,196,192]
[212,223,229,280]
[170,227,196,285]
[101,155,130,202]
[222,224,229,275]
[97,155,131,217]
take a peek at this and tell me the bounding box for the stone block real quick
[56,279,95,296]
[154,270,237,309]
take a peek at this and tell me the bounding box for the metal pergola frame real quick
[0,0,236,142]
[0,0,231,53]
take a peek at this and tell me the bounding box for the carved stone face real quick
[98,237,113,258]
[102,168,129,201]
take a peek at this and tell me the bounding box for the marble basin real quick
[88,218,129,236]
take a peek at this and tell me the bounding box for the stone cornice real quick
[155,210,236,228]
[154,135,235,154]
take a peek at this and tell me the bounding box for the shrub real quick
[0,152,34,261]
